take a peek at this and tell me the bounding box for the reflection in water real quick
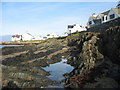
[48,84,64,88]
[42,58,74,82]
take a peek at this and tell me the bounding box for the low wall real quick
[87,17,120,32]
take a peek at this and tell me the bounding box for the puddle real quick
[48,84,64,88]
[42,58,74,82]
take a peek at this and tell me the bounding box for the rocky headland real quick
[64,18,120,88]
[1,18,120,89]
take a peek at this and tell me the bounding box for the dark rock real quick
[2,81,20,89]
[65,26,120,88]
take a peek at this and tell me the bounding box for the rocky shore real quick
[1,18,120,89]
[64,26,120,88]
[1,38,69,88]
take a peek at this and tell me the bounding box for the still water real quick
[42,58,74,82]
[0,45,24,48]
[42,58,74,88]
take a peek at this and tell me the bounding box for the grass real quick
[0,40,43,44]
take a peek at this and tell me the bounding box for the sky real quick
[1,1,118,36]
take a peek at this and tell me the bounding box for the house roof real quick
[22,32,33,37]
[12,35,21,38]
[89,16,97,19]
[101,10,110,15]
[111,8,120,15]
[25,32,32,36]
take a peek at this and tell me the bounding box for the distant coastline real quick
[0,35,12,42]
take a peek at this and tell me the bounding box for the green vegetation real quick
[0,40,43,45]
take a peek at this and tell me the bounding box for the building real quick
[101,10,110,23]
[68,24,87,33]
[33,35,43,40]
[22,32,34,41]
[87,1,120,27]
[11,34,22,41]
[46,33,59,39]
[87,13,99,27]
[107,8,120,21]
[64,32,69,36]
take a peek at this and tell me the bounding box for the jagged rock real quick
[84,77,119,88]
[2,81,20,89]
[65,26,120,88]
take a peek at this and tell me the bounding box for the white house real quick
[107,8,120,22]
[11,32,48,41]
[33,35,43,40]
[46,33,59,39]
[22,32,34,41]
[87,1,120,27]
[101,10,110,23]
[64,32,69,36]
[68,24,87,33]
[87,13,98,27]
[11,34,22,41]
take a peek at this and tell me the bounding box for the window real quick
[102,17,104,21]
[110,14,115,19]
[68,25,74,28]
[106,16,107,20]
[89,21,92,25]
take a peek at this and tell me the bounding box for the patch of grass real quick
[1,40,43,44]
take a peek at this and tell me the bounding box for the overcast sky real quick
[1,1,118,36]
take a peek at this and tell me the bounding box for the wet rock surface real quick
[65,26,120,88]
[1,38,69,88]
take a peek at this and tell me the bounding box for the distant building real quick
[11,34,22,41]
[87,2,120,27]
[33,35,43,40]
[68,24,87,33]
[46,33,59,39]
[12,32,48,41]
[64,32,69,36]
[22,32,34,41]
[43,37,47,40]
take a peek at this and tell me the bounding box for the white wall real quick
[22,33,33,41]
[33,35,43,40]
[46,33,58,39]
[87,17,95,26]
[11,36,22,41]
[102,15,108,23]
[107,9,119,22]
[68,24,86,33]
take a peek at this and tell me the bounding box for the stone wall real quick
[87,17,120,32]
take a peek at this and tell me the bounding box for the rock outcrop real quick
[1,38,68,88]
[65,26,120,88]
